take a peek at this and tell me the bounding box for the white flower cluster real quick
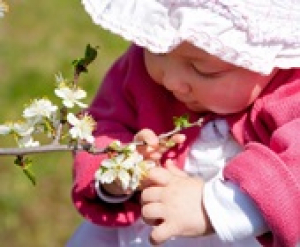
[95,141,155,191]
[67,113,95,144]
[54,73,87,109]
[0,0,8,18]
[0,73,95,147]
[0,98,58,147]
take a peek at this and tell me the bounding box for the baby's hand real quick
[134,129,186,162]
[141,160,214,245]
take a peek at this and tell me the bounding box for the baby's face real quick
[144,42,277,115]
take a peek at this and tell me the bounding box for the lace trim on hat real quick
[207,0,300,44]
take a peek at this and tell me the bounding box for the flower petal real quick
[0,125,11,135]
[73,89,87,99]
[63,99,75,108]
[101,158,115,169]
[67,113,79,125]
[118,170,131,190]
[100,170,117,184]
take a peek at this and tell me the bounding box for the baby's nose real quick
[162,74,190,94]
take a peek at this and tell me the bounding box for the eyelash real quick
[190,64,221,79]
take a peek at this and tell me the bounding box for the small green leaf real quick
[14,156,36,186]
[173,114,191,129]
[99,166,108,173]
[23,167,36,186]
[84,44,98,65]
[14,156,22,166]
[108,140,122,152]
[72,58,87,73]
[72,44,98,74]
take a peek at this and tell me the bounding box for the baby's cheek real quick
[144,50,164,84]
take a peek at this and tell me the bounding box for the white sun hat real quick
[82,0,300,75]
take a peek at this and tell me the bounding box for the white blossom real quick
[0,121,34,137]
[17,135,40,148]
[130,160,155,190]
[67,113,95,143]
[23,98,58,123]
[55,85,87,108]
[95,149,156,191]
[0,121,39,147]
[0,124,11,135]
[0,1,8,18]
[95,153,134,190]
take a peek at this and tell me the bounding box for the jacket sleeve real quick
[224,70,300,247]
[71,45,142,227]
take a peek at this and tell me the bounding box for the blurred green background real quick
[0,1,128,246]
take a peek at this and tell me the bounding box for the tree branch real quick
[0,118,204,157]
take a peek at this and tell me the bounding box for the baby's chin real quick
[185,102,206,112]
[185,102,243,115]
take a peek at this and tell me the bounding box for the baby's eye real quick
[191,64,223,79]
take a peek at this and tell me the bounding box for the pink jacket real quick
[72,45,300,247]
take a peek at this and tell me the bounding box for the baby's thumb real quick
[165,159,187,177]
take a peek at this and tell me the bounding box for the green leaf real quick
[14,156,36,186]
[84,44,98,65]
[72,44,98,73]
[23,167,36,186]
[108,140,122,152]
[72,58,87,73]
[14,156,22,166]
[173,114,191,129]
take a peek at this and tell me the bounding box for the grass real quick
[0,1,128,246]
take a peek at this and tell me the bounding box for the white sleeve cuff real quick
[203,178,269,242]
[95,180,133,204]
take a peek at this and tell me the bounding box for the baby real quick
[67,1,300,246]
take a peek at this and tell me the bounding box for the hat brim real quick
[82,0,300,74]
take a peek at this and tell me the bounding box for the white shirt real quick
[185,119,268,242]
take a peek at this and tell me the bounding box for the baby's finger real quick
[141,186,162,205]
[147,150,164,161]
[157,134,186,150]
[165,159,187,177]
[146,167,172,186]
[134,129,159,146]
[150,221,174,245]
[169,133,186,144]
[141,202,164,226]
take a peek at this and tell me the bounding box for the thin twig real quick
[0,144,74,156]
[0,142,115,156]
[52,122,63,145]
[0,118,203,157]
[133,118,204,146]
